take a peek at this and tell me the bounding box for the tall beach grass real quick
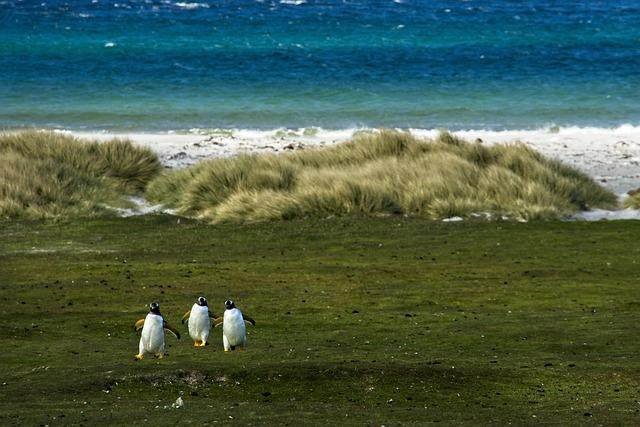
[0,131,161,219]
[624,189,640,209]
[147,131,617,223]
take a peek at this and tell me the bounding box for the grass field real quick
[1,216,639,425]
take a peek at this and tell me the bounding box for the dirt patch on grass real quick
[105,370,228,391]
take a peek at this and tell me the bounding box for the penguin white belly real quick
[141,313,165,354]
[223,309,246,348]
[188,304,210,342]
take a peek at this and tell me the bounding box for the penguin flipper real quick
[163,321,181,339]
[208,310,221,320]
[134,318,145,332]
[213,317,224,328]
[243,315,256,326]
[181,310,191,324]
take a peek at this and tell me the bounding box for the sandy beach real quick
[66,126,640,195]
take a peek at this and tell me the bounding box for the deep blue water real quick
[1,0,639,131]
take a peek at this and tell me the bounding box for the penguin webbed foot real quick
[134,354,144,361]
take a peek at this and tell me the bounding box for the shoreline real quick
[54,126,640,194]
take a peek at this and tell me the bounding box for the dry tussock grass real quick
[147,130,616,223]
[0,131,161,219]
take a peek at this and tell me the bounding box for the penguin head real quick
[149,302,160,315]
[225,299,235,310]
[197,296,208,307]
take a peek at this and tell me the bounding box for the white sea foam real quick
[173,62,196,70]
[407,124,640,142]
[174,2,209,9]
[280,0,306,5]
[104,42,116,48]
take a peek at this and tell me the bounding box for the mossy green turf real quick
[0,217,639,425]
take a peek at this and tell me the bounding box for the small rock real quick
[168,151,188,160]
[172,397,184,409]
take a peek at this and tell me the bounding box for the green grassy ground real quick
[0,216,639,425]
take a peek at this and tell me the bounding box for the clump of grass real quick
[623,189,640,209]
[0,131,161,219]
[148,155,297,216]
[94,139,161,193]
[146,130,618,223]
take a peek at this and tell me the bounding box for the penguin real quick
[181,296,221,347]
[214,299,255,352]
[133,302,180,361]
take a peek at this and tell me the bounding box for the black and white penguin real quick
[181,296,220,347]
[214,299,255,351]
[134,302,180,361]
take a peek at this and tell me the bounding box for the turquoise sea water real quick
[1,0,639,131]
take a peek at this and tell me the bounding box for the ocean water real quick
[1,0,639,132]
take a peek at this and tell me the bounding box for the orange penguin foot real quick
[134,353,144,361]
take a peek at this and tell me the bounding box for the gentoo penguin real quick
[181,296,220,347]
[214,299,255,352]
[134,302,180,361]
